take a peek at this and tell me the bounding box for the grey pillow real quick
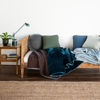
[82,36,100,50]
[28,34,42,51]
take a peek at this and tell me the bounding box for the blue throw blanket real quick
[46,47,82,77]
[72,48,100,64]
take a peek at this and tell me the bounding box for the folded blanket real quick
[72,48,100,64]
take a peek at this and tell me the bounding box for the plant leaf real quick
[0,35,4,39]
[0,32,12,39]
[5,32,8,36]
[8,35,13,37]
[2,33,5,36]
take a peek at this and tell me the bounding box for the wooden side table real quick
[0,44,21,75]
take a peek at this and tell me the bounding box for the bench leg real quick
[0,49,1,69]
[21,65,24,78]
[0,62,1,69]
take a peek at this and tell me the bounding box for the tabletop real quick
[0,44,21,49]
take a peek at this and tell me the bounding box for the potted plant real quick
[0,32,13,46]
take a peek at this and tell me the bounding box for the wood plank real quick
[0,59,17,62]
[0,49,1,70]
[78,62,100,68]
[0,44,21,49]
[0,65,100,81]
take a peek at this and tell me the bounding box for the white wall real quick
[0,0,100,65]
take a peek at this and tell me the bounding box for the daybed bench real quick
[21,35,100,78]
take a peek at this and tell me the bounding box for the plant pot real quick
[2,39,9,46]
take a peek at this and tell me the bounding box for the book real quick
[9,54,16,56]
[8,53,16,57]
[8,55,16,57]
[7,57,16,59]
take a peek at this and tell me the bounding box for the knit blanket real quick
[27,50,60,79]
[72,48,100,64]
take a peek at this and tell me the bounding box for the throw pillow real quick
[73,35,87,49]
[28,34,42,51]
[82,36,100,50]
[43,35,60,49]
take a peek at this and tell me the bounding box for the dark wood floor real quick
[0,65,100,81]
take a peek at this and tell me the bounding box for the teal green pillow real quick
[43,35,60,49]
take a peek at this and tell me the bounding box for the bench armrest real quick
[21,35,30,68]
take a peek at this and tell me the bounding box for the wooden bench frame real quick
[21,35,100,78]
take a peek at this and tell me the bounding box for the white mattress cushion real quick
[24,51,33,63]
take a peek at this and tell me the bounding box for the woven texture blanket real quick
[72,48,100,64]
[27,50,60,79]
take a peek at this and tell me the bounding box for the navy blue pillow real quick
[73,35,87,50]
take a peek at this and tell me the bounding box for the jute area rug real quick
[0,81,100,100]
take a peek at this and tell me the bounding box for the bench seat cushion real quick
[24,51,32,62]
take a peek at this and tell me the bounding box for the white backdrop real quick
[0,0,100,65]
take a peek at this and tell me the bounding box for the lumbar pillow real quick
[43,35,60,49]
[82,36,100,50]
[73,35,87,49]
[28,34,42,51]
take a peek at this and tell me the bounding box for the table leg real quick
[16,48,18,74]
[0,49,1,69]
[20,47,21,68]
